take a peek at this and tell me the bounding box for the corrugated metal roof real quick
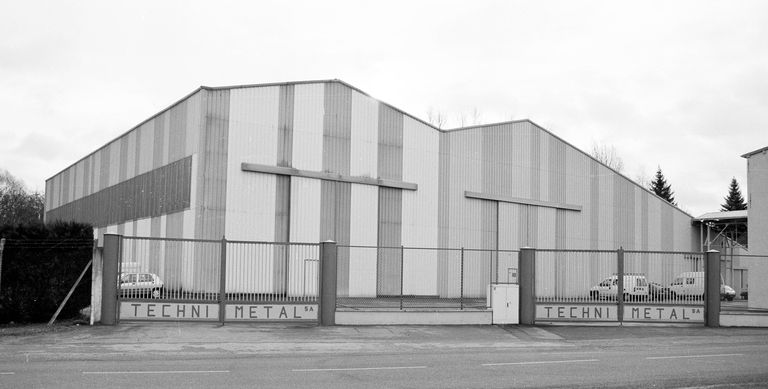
[695,210,748,221]
[741,146,768,158]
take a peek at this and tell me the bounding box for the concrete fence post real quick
[101,234,120,325]
[319,240,337,326]
[706,250,721,327]
[519,247,536,325]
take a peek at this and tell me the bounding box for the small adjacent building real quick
[742,146,768,309]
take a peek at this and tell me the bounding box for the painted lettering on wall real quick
[119,302,219,321]
[536,304,614,321]
[225,304,318,321]
[626,306,703,322]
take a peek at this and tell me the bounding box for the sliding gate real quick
[534,249,706,324]
[116,236,320,323]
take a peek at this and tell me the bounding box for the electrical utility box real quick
[490,284,519,324]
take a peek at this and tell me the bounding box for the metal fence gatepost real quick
[519,247,536,325]
[617,247,624,324]
[319,240,337,326]
[400,245,404,311]
[705,250,721,327]
[460,247,465,310]
[219,236,227,325]
[101,234,120,326]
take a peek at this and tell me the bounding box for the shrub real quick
[0,222,93,323]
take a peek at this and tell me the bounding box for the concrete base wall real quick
[335,310,492,325]
[720,313,768,327]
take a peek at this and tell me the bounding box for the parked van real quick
[589,274,649,301]
[668,271,736,301]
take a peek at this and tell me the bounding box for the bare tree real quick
[427,108,447,129]
[0,169,45,226]
[471,107,482,125]
[590,142,624,173]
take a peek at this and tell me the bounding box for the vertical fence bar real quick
[219,237,227,325]
[400,245,404,311]
[617,247,624,323]
[460,247,465,310]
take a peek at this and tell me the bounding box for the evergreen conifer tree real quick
[648,167,676,205]
[721,178,747,211]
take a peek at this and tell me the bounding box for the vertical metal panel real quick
[377,186,402,295]
[228,86,279,166]
[74,160,84,201]
[153,113,166,170]
[289,176,321,242]
[348,184,378,297]
[402,117,440,295]
[274,175,291,293]
[223,170,275,240]
[168,99,187,163]
[225,86,279,242]
[350,90,378,177]
[194,89,230,240]
[438,132,450,250]
[277,84,295,167]
[137,122,154,175]
[661,202,674,251]
[292,83,324,170]
[61,169,70,204]
[647,194,661,249]
[528,123,541,201]
[109,141,121,187]
[99,145,110,190]
[377,104,403,180]
[549,134,567,205]
[323,82,352,175]
[185,91,203,157]
[320,180,351,294]
[538,130,549,202]
[589,162,600,249]
[289,176,321,295]
[125,129,136,180]
[598,166,614,249]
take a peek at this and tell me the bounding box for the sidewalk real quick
[2,322,767,363]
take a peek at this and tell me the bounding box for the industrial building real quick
[45,79,698,298]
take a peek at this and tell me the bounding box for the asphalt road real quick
[1,324,767,388]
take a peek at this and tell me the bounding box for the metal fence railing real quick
[535,249,706,306]
[118,237,319,304]
[336,245,518,310]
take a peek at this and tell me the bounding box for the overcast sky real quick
[1,0,766,217]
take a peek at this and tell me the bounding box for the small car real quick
[120,272,164,299]
[721,284,736,301]
[648,282,671,301]
[589,274,649,301]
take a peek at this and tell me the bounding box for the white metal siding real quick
[402,117,439,295]
[350,90,379,178]
[292,84,324,171]
[348,184,378,297]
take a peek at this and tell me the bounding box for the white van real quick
[669,271,737,301]
[589,274,649,301]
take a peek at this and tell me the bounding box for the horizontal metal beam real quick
[464,191,582,212]
[241,163,418,191]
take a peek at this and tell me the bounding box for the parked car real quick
[120,272,164,298]
[589,274,649,301]
[648,282,671,301]
[721,284,736,301]
[668,271,736,301]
